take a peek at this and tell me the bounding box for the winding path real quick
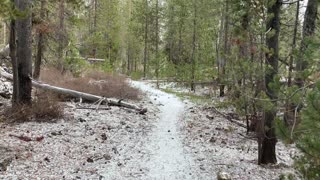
[131,81,195,180]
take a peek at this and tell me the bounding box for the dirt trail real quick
[131,81,196,180]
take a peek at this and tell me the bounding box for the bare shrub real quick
[39,67,141,100]
[32,91,64,120]
[3,91,64,122]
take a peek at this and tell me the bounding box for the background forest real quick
[0,0,320,179]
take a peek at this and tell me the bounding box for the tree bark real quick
[143,0,148,78]
[295,0,318,88]
[9,0,18,105]
[190,0,197,92]
[155,0,160,88]
[219,0,229,97]
[284,0,300,127]
[33,0,47,80]
[287,1,300,87]
[15,0,33,105]
[259,0,281,165]
[58,0,65,72]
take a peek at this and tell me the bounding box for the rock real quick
[51,131,63,136]
[101,133,107,141]
[209,137,216,143]
[87,157,94,163]
[206,114,214,120]
[221,140,227,144]
[79,118,86,123]
[0,157,12,171]
[112,147,118,154]
[103,154,112,161]
[44,157,50,162]
[217,171,231,180]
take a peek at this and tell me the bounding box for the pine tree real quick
[296,82,320,179]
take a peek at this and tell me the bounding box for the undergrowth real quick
[3,90,63,122]
[39,67,141,100]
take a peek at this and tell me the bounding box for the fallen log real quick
[0,68,147,114]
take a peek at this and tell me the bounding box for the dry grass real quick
[3,91,64,122]
[39,67,140,101]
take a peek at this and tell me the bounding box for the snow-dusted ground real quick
[180,106,300,180]
[0,80,300,179]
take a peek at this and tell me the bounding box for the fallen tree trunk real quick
[0,68,147,114]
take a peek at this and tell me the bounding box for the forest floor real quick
[0,79,300,179]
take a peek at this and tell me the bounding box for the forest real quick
[0,0,319,179]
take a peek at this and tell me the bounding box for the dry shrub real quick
[32,91,64,120]
[39,67,140,100]
[3,91,64,122]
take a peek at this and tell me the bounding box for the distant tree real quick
[33,0,47,80]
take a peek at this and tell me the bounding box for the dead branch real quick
[210,106,246,128]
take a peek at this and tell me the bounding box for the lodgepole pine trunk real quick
[259,0,281,165]
[15,0,33,105]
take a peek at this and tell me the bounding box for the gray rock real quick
[0,157,13,171]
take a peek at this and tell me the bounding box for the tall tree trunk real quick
[284,0,300,127]
[58,0,65,73]
[15,0,33,105]
[190,0,197,92]
[127,0,132,74]
[9,0,18,105]
[239,10,250,133]
[143,0,148,78]
[220,0,229,97]
[296,0,318,88]
[155,0,160,88]
[33,0,47,80]
[216,12,224,94]
[287,1,300,87]
[285,0,318,132]
[93,0,98,59]
[259,0,281,165]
